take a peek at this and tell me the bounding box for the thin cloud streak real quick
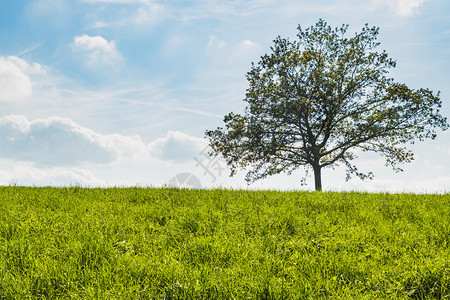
[16,43,45,57]
[175,107,223,118]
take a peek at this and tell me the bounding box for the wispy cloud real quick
[433,29,450,40]
[83,0,166,28]
[226,39,262,65]
[175,107,223,118]
[81,0,148,3]
[25,0,69,21]
[372,0,426,16]
[207,36,227,49]
[16,43,45,57]
[395,0,426,16]
[175,0,277,22]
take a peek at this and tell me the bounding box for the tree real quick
[205,19,448,191]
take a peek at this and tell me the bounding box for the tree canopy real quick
[205,19,448,191]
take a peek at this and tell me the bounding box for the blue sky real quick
[0,0,449,192]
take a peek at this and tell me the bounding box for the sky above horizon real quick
[0,0,449,192]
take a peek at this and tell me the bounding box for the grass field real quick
[0,186,449,299]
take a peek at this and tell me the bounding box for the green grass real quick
[0,186,449,299]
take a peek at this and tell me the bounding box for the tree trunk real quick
[313,164,322,191]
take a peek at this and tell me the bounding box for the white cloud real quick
[395,0,425,16]
[133,1,165,23]
[0,115,147,166]
[206,38,261,63]
[372,0,426,16]
[238,39,259,50]
[148,130,208,163]
[5,56,44,75]
[0,56,45,102]
[0,115,222,186]
[72,35,123,66]
[0,115,213,167]
[227,39,262,65]
[207,36,227,49]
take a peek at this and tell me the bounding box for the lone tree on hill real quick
[205,19,448,191]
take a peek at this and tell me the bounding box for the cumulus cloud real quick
[0,56,45,102]
[0,115,147,166]
[0,115,212,167]
[148,130,208,163]
[72,35,123,66]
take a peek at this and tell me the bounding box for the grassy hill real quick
[0,186,449,299]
